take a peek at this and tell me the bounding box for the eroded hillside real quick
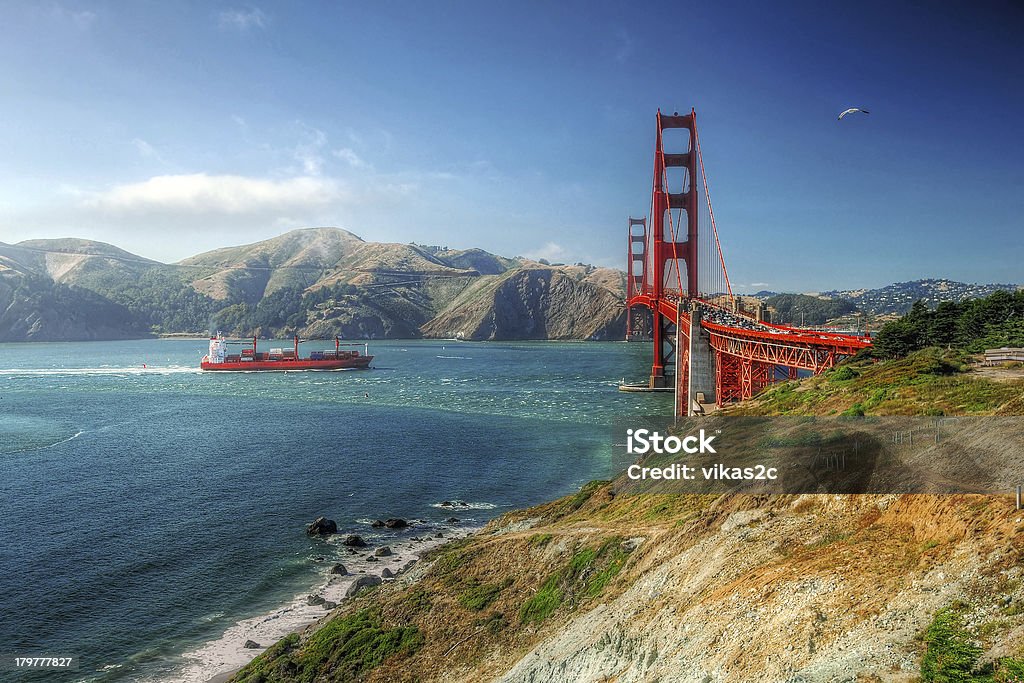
[230,485,1024,683]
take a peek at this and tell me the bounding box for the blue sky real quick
[0,1,1020,291]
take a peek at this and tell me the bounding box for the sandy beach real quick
[152,519,478,683]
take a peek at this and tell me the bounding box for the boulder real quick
[384,518,408,529]
[307,594,326,606]
[306,517,338,536]
[370,519,385,528]
[329,563,348,575]
[323,601,337,610]
[446,517,460,523]
[381,568,394,579]
[366,555,378,562]
[243,640,262,649]
[346,575,382,597]
[374,546,393,557]
[342,535,367,547]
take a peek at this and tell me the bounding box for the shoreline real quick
[154,518,479,683]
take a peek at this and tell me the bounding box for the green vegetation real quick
[919,604,1024,682]
[474,611,509,635]
[874,291,1024,358]
[562,480,611,514]
[458,578,512,611]
[76,268,220,333]
[213,282,361,335]
[527,533,554,548]
[736,348,1021,416]
[765,293,858,325]
[231,609,422,683]
[397,587,433,616]
[520,537,629,624]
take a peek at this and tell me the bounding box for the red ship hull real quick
[201,356,373,371]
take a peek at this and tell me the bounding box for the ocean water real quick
[0,339,670,682]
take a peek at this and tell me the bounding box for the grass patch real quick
[565,480,610,512]
[458,579,512,611]
[474,611,509,635]
[231,609,422,683]
[527,533,553,548]
[519,572,564,625]
[398,587,433,615]
[919,603,1024,682]
[920,605,982,682]
[519,537,629,625]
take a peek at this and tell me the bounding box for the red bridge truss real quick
[624,109,872,415]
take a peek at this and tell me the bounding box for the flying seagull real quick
[838,107,869,121]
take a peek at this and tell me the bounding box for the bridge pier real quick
[683,303,716,415]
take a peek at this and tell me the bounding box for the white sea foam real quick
[1,430,84,455]
[0,366,201,377]
[429,500,498,510]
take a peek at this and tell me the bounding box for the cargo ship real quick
[201,333,373,371]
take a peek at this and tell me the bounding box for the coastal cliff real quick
[230,488,1024,682]
[229,352,1024,682]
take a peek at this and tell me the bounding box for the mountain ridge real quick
[0,228,626,342]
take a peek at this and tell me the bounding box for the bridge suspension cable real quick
[695,122,734,307]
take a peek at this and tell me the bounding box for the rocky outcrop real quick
[305,517,338,536]
[345,575,381,598]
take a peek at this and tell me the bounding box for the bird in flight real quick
[838,107,870,121]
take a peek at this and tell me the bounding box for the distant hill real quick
[0,228,626,342]
[822,279,1019,315]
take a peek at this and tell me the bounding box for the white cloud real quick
[334,147,368,169]
[218,8,267,31]
[290,124,329,176]
[83,173,345,214]
[525,241,569,262]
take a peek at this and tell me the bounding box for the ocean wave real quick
[0,366,201,377]
[1,429,84,455]
[435,355,471,360]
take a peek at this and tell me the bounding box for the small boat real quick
[200,333,373,371]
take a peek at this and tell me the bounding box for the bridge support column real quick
[683,304,715,415]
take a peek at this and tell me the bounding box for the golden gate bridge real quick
[623,109,872,416]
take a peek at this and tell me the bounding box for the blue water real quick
[0,339,669,682]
